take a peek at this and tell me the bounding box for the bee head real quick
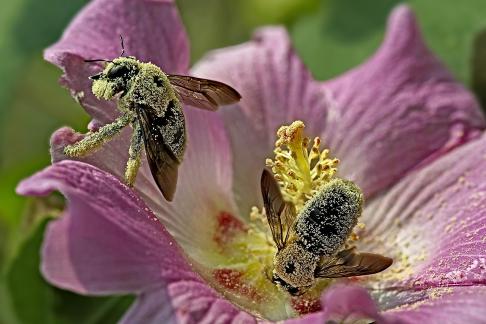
[272,243,318,294]
[89,57,140,100]
[271,273,310,296]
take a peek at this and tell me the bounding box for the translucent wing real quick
[137,103,181,201]
[260,169,297,250]
[167,74,241,111]
[315,247,393,278]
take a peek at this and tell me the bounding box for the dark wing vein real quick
[137,103,180,201]
[260,169,296,250]
[167,74,241,111]
[316,247,393,278]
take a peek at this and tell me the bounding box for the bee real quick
[64,37,241,201]
[261,169,392,296]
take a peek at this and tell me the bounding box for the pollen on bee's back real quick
[295,178,363,256]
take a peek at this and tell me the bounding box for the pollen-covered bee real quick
[64,38,241,201]
[261,169,392,296]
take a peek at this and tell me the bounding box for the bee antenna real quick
[119,35,125,57]
[84,58,113,63]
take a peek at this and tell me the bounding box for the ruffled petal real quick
[287,286,486,324]
[192,27,327,215]
[122,282,255,324]
[383,286,486,324]
[323,5,485,197]
[16,161,197,295]
[284,285,384,324]
[119,285,177,324]
[45,0,189,123]
[360,133,486,291]
[320,285,383,323]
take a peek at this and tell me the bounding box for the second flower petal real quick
[323,5,485,198]
[16,161,197,295]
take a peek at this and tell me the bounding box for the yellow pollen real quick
[266,120,339,210]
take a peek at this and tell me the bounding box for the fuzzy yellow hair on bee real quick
[65,38,241,201]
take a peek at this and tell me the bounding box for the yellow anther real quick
[302,137,310,148]
[265,121,340,210]
[276,120,305,145]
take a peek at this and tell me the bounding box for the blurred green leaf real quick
[9,0,87,54]
[53,291,134,324]
[6,219,57,324]
[0,0,87,121]
[0,0,89,264]
[291,0,486,84]
[242,0,320,26]
[472,28,486,109]
[2,58,88,170]
[5,217,134,324]
[0,281,20,324]
[0,56,89,266]
[177,0,320,63]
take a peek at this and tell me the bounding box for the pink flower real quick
[17,0,486,322]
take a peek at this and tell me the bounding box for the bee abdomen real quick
[295,178,363,256]
[160,99,186,160]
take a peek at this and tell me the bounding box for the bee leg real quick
[64,114,132,157]
[124,120,143,187]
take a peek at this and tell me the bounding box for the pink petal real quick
[16,161,197,295]
[284,285,385,324]
[192,27,327,214]
[288,286,486,324]
[122,281,255,324]
[383,286,486,323]
[45,0,189,123]
[120,285,178,324]
[323,5,485,197]
[320,285,383,322]
[361,133,486,290]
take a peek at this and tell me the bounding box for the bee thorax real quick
[274,243,318,288]
[295,178,363,256]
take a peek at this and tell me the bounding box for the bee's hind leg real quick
[64,114,132,157]
[124,120,143,187]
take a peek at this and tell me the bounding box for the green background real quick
[1,0,486,322]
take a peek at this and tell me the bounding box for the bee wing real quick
[137,104,180,201]
[261,169,297,250]
[316,247,393,278]
[167,74,241,111]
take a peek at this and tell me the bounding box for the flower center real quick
[209,121,365,320]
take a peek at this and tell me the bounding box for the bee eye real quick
[107,65,130,78]
[284,262,295,274]
[287,286,300,295]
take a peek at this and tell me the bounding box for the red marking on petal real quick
[291,296,322,315]
[213,212,246,247]
[213,269,262,301]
